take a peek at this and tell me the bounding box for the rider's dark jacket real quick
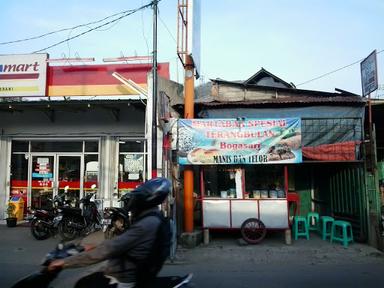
[62,207,162,284]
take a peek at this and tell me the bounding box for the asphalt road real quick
[1,224,384,288]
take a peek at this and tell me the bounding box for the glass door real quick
[31,155,55,210]
[57,155,82,207]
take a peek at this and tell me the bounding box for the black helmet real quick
[121,177,171,213]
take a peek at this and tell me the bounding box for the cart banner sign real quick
[178,118,302,165]
[0,53,48,97]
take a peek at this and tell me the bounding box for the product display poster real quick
[32,157,53,178]
[178,118,302,165]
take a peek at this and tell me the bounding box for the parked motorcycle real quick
[29,194,69,240]
[58,192,102,241]
[381,206,384,237]
[11,243,193,288]
[102,192,132,239]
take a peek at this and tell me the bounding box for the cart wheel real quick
[240,218,267,244]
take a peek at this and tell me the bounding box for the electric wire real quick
[32,1,155,53]
[297,49,384,87]
[158,9,177,43]
[141,0,151,60]
[1,9,139,46]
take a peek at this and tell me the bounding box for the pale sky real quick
[1,0,383,96]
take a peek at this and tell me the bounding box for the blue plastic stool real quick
[307,212,320,231]
[320,216,334,240]
[330,220,353,247]
[293,216,309,240]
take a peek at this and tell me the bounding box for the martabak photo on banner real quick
[177,118,302,165]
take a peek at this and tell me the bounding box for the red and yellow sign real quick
[0,53,48,97]
[47,63,169,96]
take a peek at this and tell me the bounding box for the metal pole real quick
[152,0,158,177]
[184,55,195,233]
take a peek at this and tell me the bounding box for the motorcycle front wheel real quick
[58,216,79,241]
[30,219,51,240]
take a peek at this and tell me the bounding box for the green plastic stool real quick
[293,216,309,240]
[320,216,334,240]
[307,212,320,231]
[330,220,353,247]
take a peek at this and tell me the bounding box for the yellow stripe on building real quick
[0,86,39,93]
[48,84,148,96]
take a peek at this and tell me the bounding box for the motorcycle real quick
[29,194,69,240]
[11,243,193,288]
[58,192,102,241]
[102,192,132,239]
[381,206,384,237]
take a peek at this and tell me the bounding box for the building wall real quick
[0,105,146,219]
[0,105,145,137]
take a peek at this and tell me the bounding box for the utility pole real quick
[177,0,199,235]
[183,55,195,233]
[152,0,158,178]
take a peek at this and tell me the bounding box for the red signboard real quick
[47,62,169,96]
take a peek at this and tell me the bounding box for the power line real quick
[1,9,138,46]
[158,8,177,43]
[32,1,154,53]
[297,49,384,87]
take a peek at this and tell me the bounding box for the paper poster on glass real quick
[123,154,144,180]
[32,157,53,178]
[178,118,302,165]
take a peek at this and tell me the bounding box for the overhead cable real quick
[32,1,155,53]
[1,9,137,45]
[297,49,384,87]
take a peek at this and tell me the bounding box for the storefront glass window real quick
[31,155,55,210]
[12,141,29,152]
[84,154,99,195]
[85,141,99,152]
[9,140,101,211]
[119,140,144,152]
[58,156,81,206]
[118,140,146,197]
[31,141,82,152]
[10,154,28,211]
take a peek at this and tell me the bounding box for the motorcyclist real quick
[48,177,171,288]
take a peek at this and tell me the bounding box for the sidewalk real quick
[80,228,384,265]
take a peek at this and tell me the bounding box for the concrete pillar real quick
[99,136,118,208]
[0,137,11,219]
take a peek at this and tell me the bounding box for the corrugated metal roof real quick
[198,95,366,106]
[211,78,361,98]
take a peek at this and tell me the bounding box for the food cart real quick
[178,118,302,243]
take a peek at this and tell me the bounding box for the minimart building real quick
[0,53,171,218]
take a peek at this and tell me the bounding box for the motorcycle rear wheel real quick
[104,216,126,239]
[58,217,79,241]
[104,226,115,239]
[30,219,51,240]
